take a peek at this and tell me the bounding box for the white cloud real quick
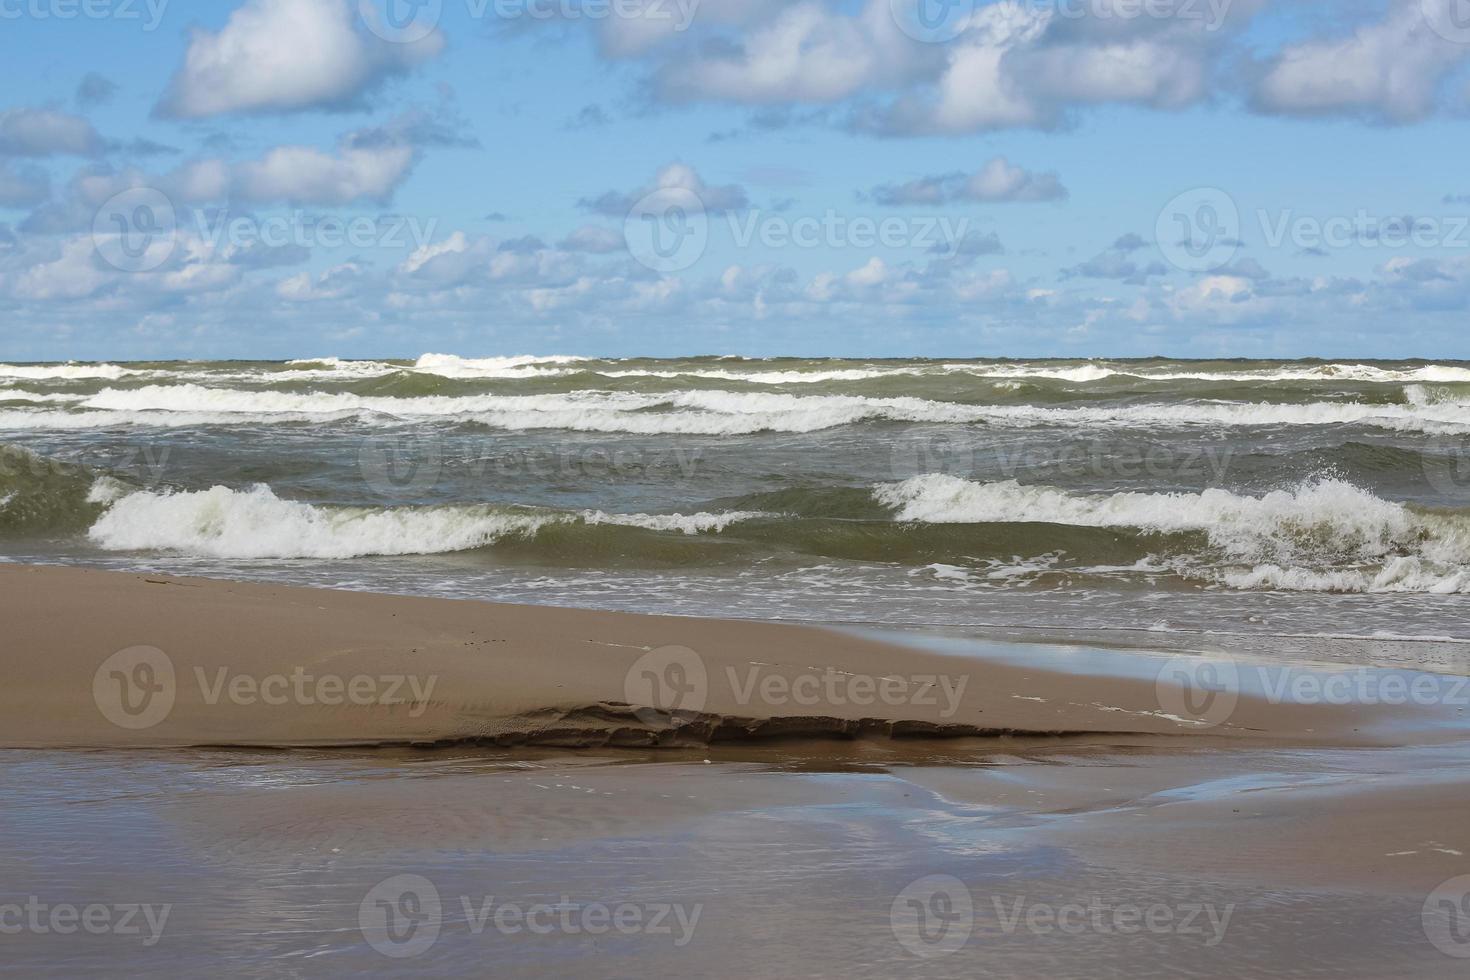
[26,127,420,227]
[581,162,749,216]
[1165,274,1269,321]
[0,107,103,157]
[155,0,444,118]
[0,164,50,208]
[548,0,1270,134]
[558,224,626,253]
[233,143,415,205]
[654,1,925,104]
[1253,0,1470,122]
[277,262,366,301]
[7,237,111,300]
[872,156,1067,205]
[597,0,783,58]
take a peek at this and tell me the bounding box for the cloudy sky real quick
[4,0,1470,360]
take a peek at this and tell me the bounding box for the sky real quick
[4,0,1470,361]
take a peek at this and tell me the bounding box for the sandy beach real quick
[4,564,1470,977]
[0,563,1426,750]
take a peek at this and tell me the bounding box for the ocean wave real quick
[411,353,592,379]
[86,483,770,559]
[52,384,1470,435]
[1220,560,1469,594]
[0,408,345,430]
[417,357,1470,385]
[0,444,114,532]
[336,356,1470,385]
[874,474,1470,593]
[0,390,86,405]
[0,363,134,381]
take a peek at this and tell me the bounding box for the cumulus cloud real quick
[580,163,749,216]
[592,0,787,59]
[559,224,626,253]
[558,0,1267,134]
[871,157,1067,205]
[1252,0,1470,123]
[652,1,930,105]
[0,164,50,209]
[154,0,444,118]
[0,108,104,157]
[1063,233,1168,283]
[277,262,367,301]
[393,231,588,290]
[231,143,415,205]
[18,117,428,237]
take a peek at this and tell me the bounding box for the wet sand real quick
[3,565,1470,977]
[0,564,1431,749]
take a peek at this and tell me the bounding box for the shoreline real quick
[0,563,1444,751]
[6,563,1470,974]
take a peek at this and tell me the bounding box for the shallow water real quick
[3,741,1466,979]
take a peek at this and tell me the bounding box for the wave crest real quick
[874,474,1470,592]
[86,484,770,560]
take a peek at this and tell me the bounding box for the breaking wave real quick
[14,385,1466,436]
[874,475,1470,594]
[86,483,771,560]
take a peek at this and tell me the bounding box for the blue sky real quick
[4,0,1470,360]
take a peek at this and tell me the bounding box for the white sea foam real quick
[412,353,591,379]
[0,408,347,430]
[874,474,1470,593]
[948,362,1470,384]
[58,384,1470,435]
[597,367,907,384]
[0,390,86,404]
[580,509,772,534]
[602,361,1470,385]
[85,484,767,559]
[0,363,134,380]
[1220,560,1470,594]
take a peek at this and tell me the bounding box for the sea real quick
[2,353,1469,651]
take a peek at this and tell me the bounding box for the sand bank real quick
[0,564,1425,750]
